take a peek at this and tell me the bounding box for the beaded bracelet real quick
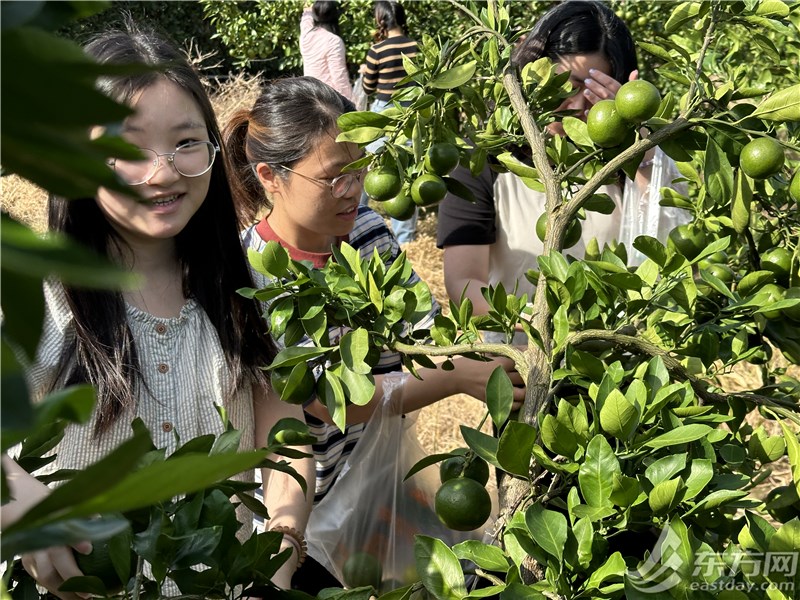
[271,525,308,567]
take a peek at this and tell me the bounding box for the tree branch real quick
[566,330,800,414]
[393,339,531,380]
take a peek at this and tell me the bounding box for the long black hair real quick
[223,76,356,223]
[512,0,638,83]
[48,24,276,436]
[373,0,408,42]
[312,1,341,37]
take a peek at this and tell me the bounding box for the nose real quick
[145,153,181,186]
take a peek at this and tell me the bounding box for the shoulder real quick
[350,207,399,258]
[241,222,265,252]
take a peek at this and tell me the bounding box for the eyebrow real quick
[123,120,206,133]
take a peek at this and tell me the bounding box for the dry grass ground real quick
[4,73,795,502]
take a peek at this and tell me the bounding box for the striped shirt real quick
[25,280,257,536]
[361,35,418,102]
[243,207,438,509]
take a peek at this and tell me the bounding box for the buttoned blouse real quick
[27,281,257,534]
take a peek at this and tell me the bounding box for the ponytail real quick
[223,109,268,224]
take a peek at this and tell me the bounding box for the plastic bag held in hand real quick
[351,74,368,112]
[306,373,494,592]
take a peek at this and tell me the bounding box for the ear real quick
[254,162,282,195]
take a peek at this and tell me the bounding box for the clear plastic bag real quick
[306,373,492,592]
[619,147,691,266]
[351,74,369,112]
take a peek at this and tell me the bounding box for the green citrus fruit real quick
[271,364,316,405]
[790,170,800,203]
[410,173,448,207]
[698,250,728,267]
[701,263,735,285]
[587,99,630,148]
[760,247,793,285]
[439,452,490,486]
[564,220,582,249]
[536,213,548,242]
[782,287,800,323]
[758,283,785,320]
[536,213,581,248]
[667,224,707,260]
[342,551,382,589]
[424,143,460,176]
[434,477,492,531]
[739,137,784,180]
[74,531,135,594]
[736,270,776,297]
[363,168,402,201]
[381,189,416,220]
[614,80,661,123]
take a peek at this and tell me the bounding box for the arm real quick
[328,37,353,100]
[299,7,314,40]
[2,456,90,600]
[304,354,524,426]
[442,244,494,316]
[253,386,315,589]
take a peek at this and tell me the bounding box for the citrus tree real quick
[1,3,311,598]
[251,0,800,598]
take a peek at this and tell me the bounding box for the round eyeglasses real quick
[109,140,219,186]
[279,165,364,199]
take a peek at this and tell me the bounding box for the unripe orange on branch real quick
[615,80,661,123]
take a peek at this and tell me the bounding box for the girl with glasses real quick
[223,75,524,593]
[3,25,313,597]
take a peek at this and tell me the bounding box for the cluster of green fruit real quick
[586,79,662,148]
[363,142,461,220]
[433,449,492,532]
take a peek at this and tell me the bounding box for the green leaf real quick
[541,414,577,458]
[496,152,538,179]
[780,422,800,495]
[610,474,641,508]
[336,126,385,144]
[339,328,371,375]
[337,110,393,130]
[751,84,800,121]
[497,421,537,477]
[2,216,137,289]
[731,166,753,234]
[525,504,567,563]
[644,424,713,449]
[452,540,509,572]
[633,236,667,267]
[645,454,687,487]
[430,61,477,89]
[268,346,331,369]
[562,116,593,147]
[460,425,500,469]
[665,2,701,33]
[599,389,639,441]
[256,240,289,278]
[573,517,594,569]
[414,535,467,599]
[486,366,514,429]
[1,515,129,563]
[755,0,790,16]
[579,435,620,508]
[648,477,685,515]
[704,137,733,204]
[584,551,626,590]
[683,459,713,501]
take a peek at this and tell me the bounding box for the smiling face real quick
[258,128,363,253]
[548,52,612,137]
[95,78,212,248]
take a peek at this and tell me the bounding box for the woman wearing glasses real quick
[223,76,524,592]
[3,26,314,597]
